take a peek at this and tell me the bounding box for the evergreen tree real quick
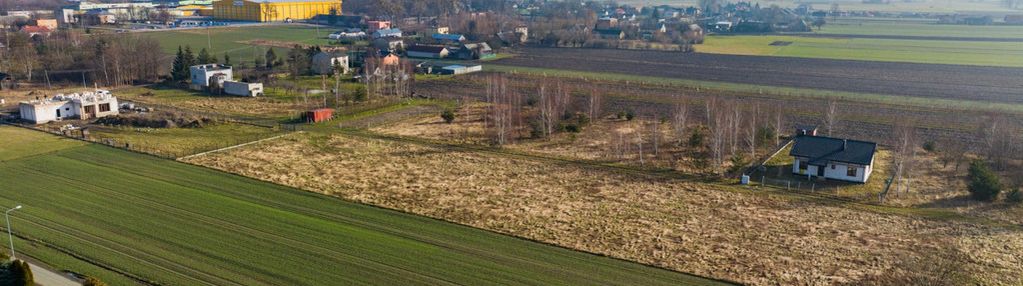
[223,54,231,66]
[183,46,197,68]
[265,48,278,69]
[197,48,213,64]
[968,160,1002,201]
[287,46,310,78]
[171,46,187,80]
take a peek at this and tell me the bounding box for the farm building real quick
[790,135,877,183]
[311,51,350,74]
[432,33,466,42]
[372,28,403,39]
[223,81,264,97]
[212,0,342,22]
[304,108,334,123]
[407,45,449,59]
[439,65,482,75]
[190,64,234,90]
[594,29,624,39]
[453,43,494,60]
[19,90,119,124]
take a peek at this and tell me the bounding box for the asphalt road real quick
[27,262,80,286]
[495,47,1023,104]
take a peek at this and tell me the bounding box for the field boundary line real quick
[178,132,297,160]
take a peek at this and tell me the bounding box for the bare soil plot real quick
[494,48,1023,104]
[185,132,1023,286]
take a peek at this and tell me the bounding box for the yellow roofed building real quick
[213,0,341,22]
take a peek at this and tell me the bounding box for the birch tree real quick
[824,99,838,136]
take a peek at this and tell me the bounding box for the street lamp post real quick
[5,205,21,261]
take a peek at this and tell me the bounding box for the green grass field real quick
[88,123,282,158]
[618,0,1016,13]
[149,25,334,64]
[697,35,1023,67]
[0,126,728,286]
[819,19,1023,39]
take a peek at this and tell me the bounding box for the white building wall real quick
[822,163,868,183]
[190,65,233,89]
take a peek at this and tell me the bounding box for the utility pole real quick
[207,26,212,51]
[5,205,22,261]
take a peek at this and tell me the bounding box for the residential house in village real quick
[312,51,350,75]
[366,20,391,33]
[372,28,402,39]
[372,37,405,51]
[427,26,449,35]
[20,26,52,38]
[790,135,877,183]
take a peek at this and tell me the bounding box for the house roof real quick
[594,28,623,35]
[20,26,51,34]
[432,33,465,41]
[462,42,492,52]
[374,28,402,35]
[407,45,447,53]
[790,136,876,166]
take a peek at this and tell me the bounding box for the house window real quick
[847,166,858,177]
[831,164,836,170]
[799,160,807,171]
[99,103,110,112]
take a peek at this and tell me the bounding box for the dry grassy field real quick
[185,132,1023,285]
[371,103,741,174]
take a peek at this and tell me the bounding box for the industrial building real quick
[213,0,342,22]
[19,90,119,124]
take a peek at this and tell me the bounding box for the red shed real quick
[305,108,334,123]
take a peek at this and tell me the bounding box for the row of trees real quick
[0,30,164,87]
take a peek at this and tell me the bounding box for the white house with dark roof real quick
[790,135,877,183]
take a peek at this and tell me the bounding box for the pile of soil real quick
[96,111,220,128]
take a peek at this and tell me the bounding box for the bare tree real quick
[824,99,838,136]
[891,120,918,196]
[742,103,762,162]
[982,116,1020,170]
[537,78,570,138]
[588,90,603,121]
[672,96,689,146]
[773,105,785,146]
[707,100,732,171]
[485,75,520,145]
